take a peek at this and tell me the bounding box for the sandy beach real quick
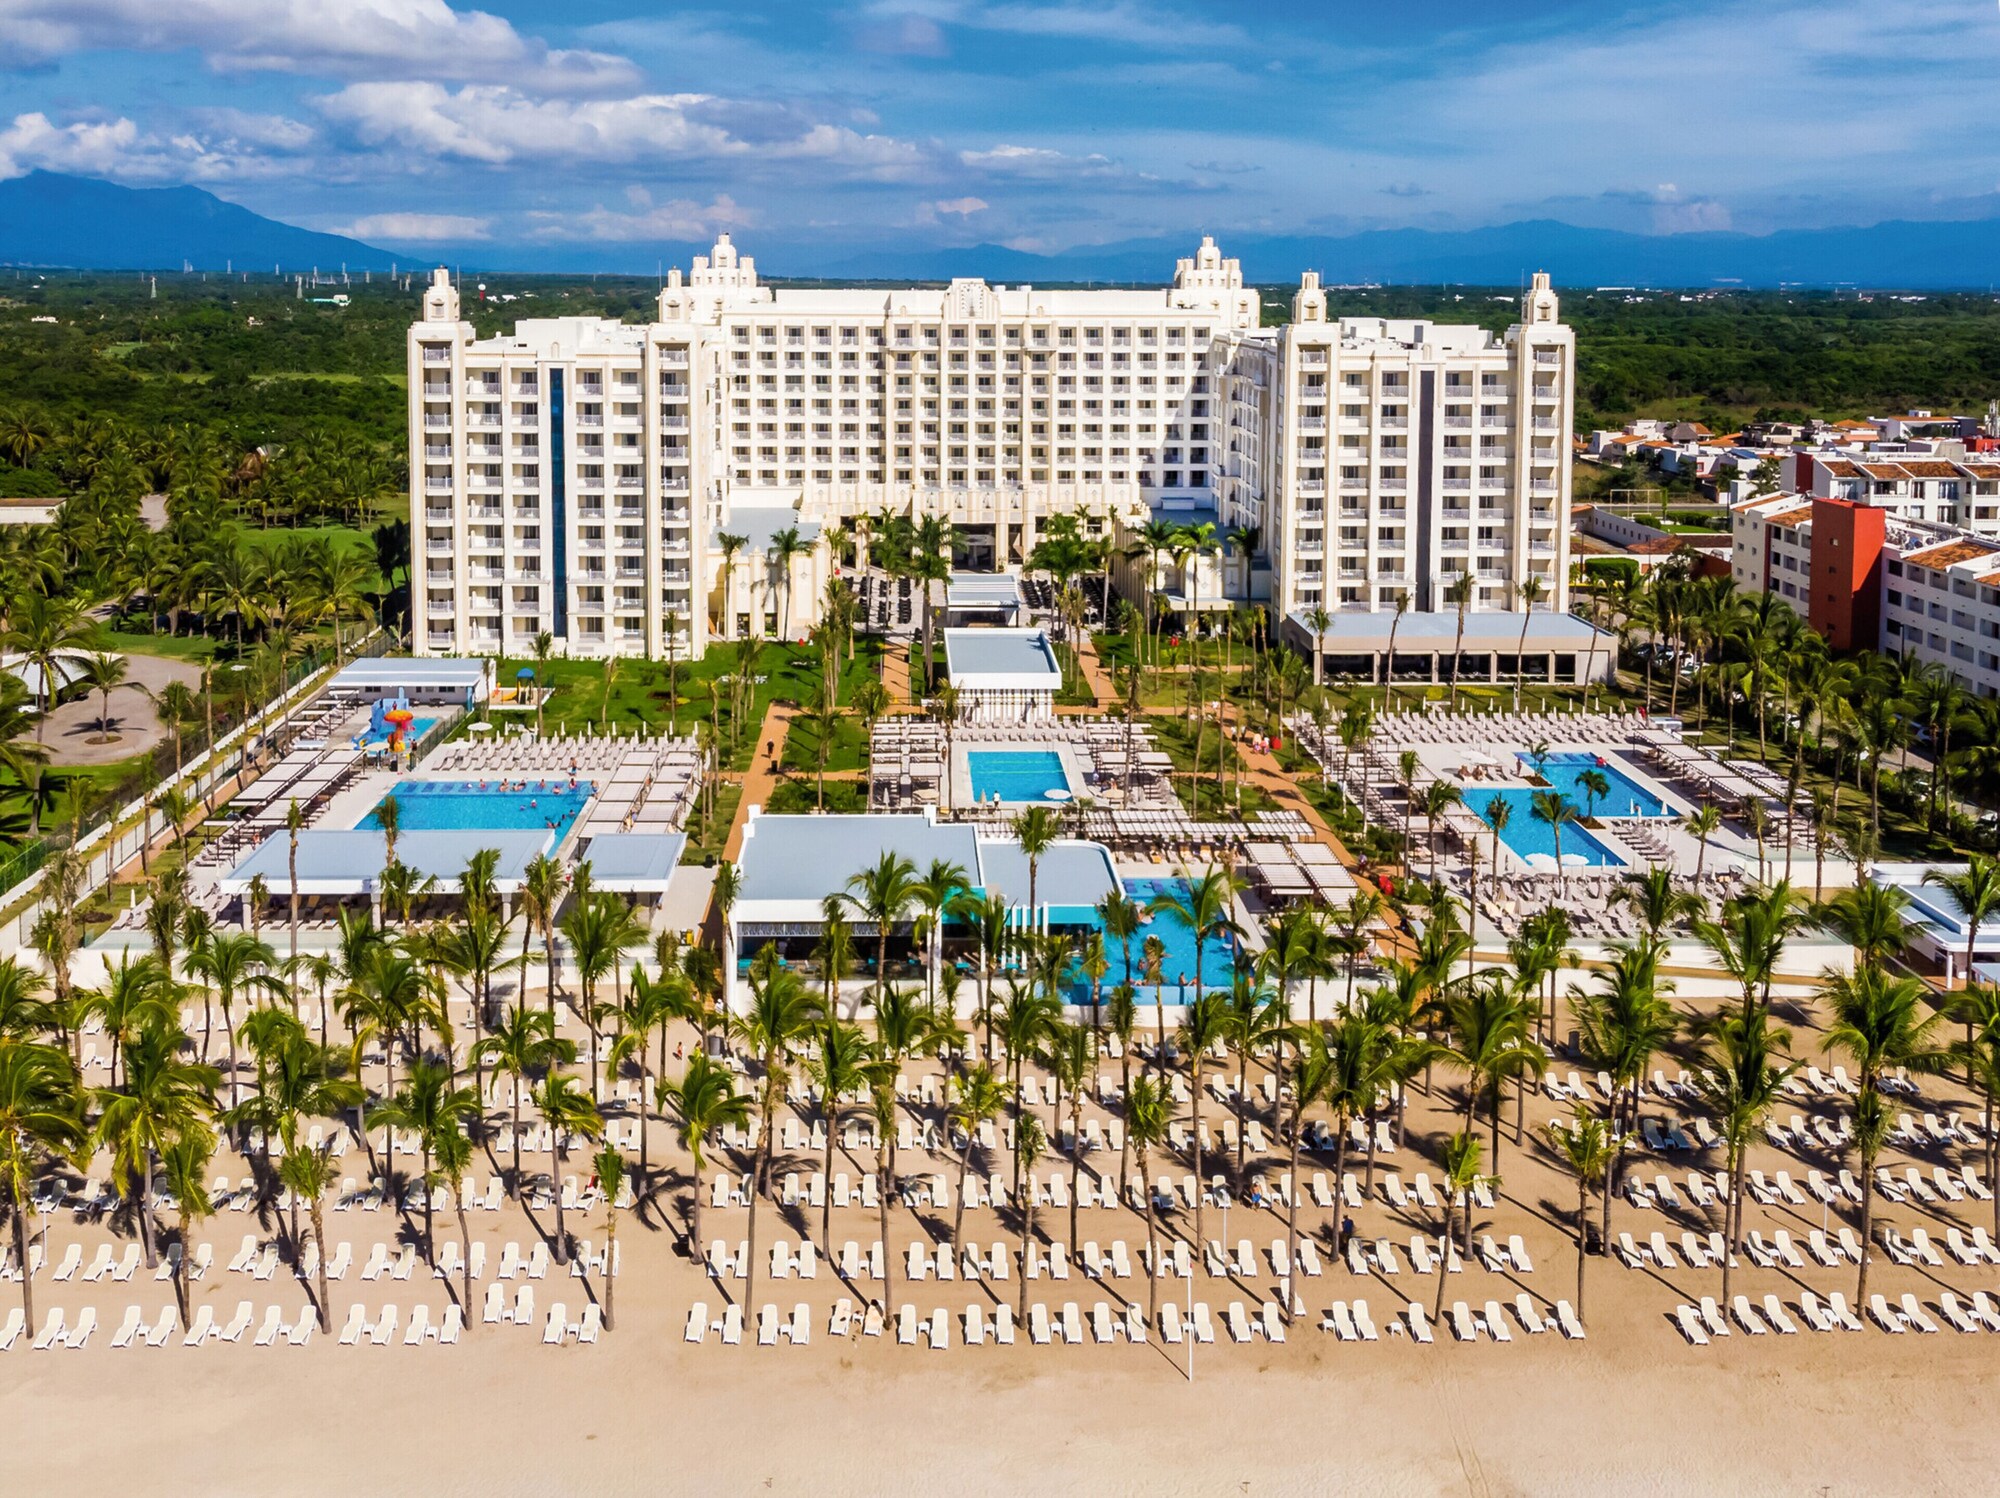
[6,988,1998,1498]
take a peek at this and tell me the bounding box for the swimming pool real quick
[1056,877,1239,1003]
[1529,752,1674,820]
[361,779,595,842]
[968,750,1072,803]
[1469,788,1624,867]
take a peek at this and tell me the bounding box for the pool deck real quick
[950,740,1092,810]
[1407,739,1747,877]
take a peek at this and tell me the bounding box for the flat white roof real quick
[218,828,551,895]
[329,658,489,696]
[946,573,1024,610]
[945,628,1063,690]
[578,833,687,892]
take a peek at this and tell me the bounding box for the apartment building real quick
[1784,451,2000,533]
[1274,270,1574,621]
[1733,492,2000,695]
[409,239,1575,664]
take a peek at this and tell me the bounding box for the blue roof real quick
[944,628,1062,685]
[579,833,688,890]
[218,828,551,893]
[738,813,979,904]
[973,838,1116,910]
[725,505,822,557]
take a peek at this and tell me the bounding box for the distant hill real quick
[4,171,1998,287]
[0,171,394,272]
[810,219,2000,290]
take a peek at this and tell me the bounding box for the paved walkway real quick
[1074,633,1117,709]
[38,652,202,767]
[722,701,797,859]
[881,638,915,710]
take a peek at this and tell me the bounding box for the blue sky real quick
[2,0,1998,260]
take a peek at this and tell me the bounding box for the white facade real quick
[1786,452,2000,534]
[1270,271,1574,620]
[409,240,1575,661]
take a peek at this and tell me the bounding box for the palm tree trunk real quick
[1575,1178,1588,1318]
[312,1196,333,1329]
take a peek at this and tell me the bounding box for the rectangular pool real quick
[968,750,1072,804]
[1468,787,1624,867]
[361,779,595,842]
[1531,752,1675,820]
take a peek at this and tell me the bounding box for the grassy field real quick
[489,637,886,773]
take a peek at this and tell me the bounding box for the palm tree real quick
[1418,779,1463,884]
[1573,937,1677,1229]
[589,1143,625,1332]
[1442,977,1544,1165]
[531,1070,603,1266]
[731,958,822,1310]
[2,590,94,737]
[1177,992,1230,1246]
[1010,805,1062,922]
[1511,575,1547,712]
[844,852,920,1009]
[715,532,747,640]
[1819,883,1911,970]
[1124,1074,1169,1326]
[95,1018,218,1267]
[278,1143,340,1329]
[1444,571,1476,709]
[1480,797,1511,903]
[947,1063,1007,1250]
[78,650,130,741]
[1822,964,1950,1301]
[1014,1112,1047,1320]
[1683,804,1723,883]
[375,1058,481,1267]
[0,1040,84,1327]
[1617,866,1705,940]
[768,526,812,644]
[659,1052,750,1268]
[807,1019,873,1246]
[518,854,567,1020]
[475,1005,571,1197]
[1435,1131,1485,1316]
[1048,1022,1094,1246]
[1691,1006,1796,1312]
[1149,867,1241,1006]
[1545,1110,1612,1320]
[189,932,280,1118]
[1381,589,1411,708]
[1528,790,1579,895]
[1696,881,1808,1021]
[1952,983,2000,1241]
[160,1131,215,1325]
[1925,856,2000,992]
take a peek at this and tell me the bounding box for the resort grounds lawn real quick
[490,636,886,774]
[767,778,867,815]
[782,712,869,774]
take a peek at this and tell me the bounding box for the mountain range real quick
[2,171,1997,289]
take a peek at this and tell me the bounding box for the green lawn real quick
[768,779,867,815]
[492,637,886,773]
[93,629,222,664]
[783,712,869,774]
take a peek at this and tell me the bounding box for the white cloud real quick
[336,211,490,242]
[928,196,988,216]
[527,191,754,242]
[867,1,1243,51]
[959,143,1117,179]
[185,108,317,153]
[0,110,288,183]
[0,0,638,90]
[314,82,930,178]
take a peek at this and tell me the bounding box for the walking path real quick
[881,639,916,710]
[722,702,797,859]
[1072,633,1116,709]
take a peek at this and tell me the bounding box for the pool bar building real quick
[728,808,1125,1014]
[943,628,1065,724]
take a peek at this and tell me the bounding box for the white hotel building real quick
[408,238,1575,669]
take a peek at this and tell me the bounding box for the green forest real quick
[4,272,1999,472]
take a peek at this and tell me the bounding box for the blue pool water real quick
[361,779,594,842]
[968,750,1072,803]
[1470,754,1674,868]
[1059,877,1239,1004]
